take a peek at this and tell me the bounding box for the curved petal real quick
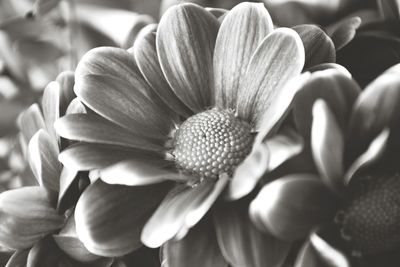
[236,28,304,127]
[250,174,337,241]
[157,3,219,112]
[142,175,229,248]
[6,250,29,267]
[133,24,192,118]
[293,24,335,69]
[311,100,344,193]
[75,73,172,137]
[100,159,188,186]
[18,104,46,147]
[57,167,78,212]
[55,114,164,152]
[163,217,227,267]
[306,63,351,77]
[226,143,269,200]
[42,81,61,143]
[75,180,170,257]
[0,187,65,250]
[213,2,273,109]
[55,70,75,115]
[65,98,87,115]
[326,16,361,50]
[214,200,291,267]
[293,69,360,141]
[347,63,400,163]
[26,237,72,267]
[58,143,162,171]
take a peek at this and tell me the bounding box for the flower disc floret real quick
[173,109,253,179]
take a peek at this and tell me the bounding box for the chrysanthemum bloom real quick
[250,64,400,267]
[55,2,339,266]
[0,72,115,267]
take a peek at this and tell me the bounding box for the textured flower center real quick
[339,174,400,255]
[173,108,253,179]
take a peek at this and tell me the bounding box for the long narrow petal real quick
[326,16,361,50]
[347,63,400,163]
[57,167,78,212]
[75,73,172,137]
[142,175,228,248]
[293,69,360,141]
[5,250,29,267]
[100,159,187,186]
[213,2,273,109]
[157,3,219,112]
[75,180,170,257]
[18,104,46,146]
[293,24,335,69]
[250,175,337,241]
[214,200,291,267]
[55,71,75,115]
[59,143,161,171]
[311,100,345,193]
[0,187,65,250]
[42,81,61,143]
[236,28,304,126]
[28,130,61,193]
[55,114,164,152]
[163,217,227,267]
[133,24,192,118]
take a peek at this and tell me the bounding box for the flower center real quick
[339,174,400,255]
[173,108,253,179]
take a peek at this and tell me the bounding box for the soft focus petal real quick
[237,28,304,126]
[132,24,192,118]
[214,200,291,267]
[59,143,161,171]
[157,3,219,112]
[28,130,61,193]
[213,2,273,109]
[378,0,400,20]
[293,24,335,69]
[0,187,65,249]
[205,7,227,19]
[75,73,172,137]
[41,81,61,143]
[75,180,170,257]
[142,175,228,248]
[226,143,269,200]
[100,159,188,186]
[293,69,360,141]
[65,98,87,115]
[163,217,227,267]
[55,114,164,152]
[55,70,75,115]
[26,237,69,267]
[347,64,400,163]
[250,175,337,241]
[311,100,344,193]
[5,250,29,267]
[18,104,46,147]
[326,16,361,50]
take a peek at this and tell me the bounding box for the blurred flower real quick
[249,64,400,267]
[52,2,341,265]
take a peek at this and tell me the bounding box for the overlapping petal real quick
[41,81,61,143]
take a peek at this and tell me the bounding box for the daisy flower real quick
[250,64,400,267]
[55,2,336,265]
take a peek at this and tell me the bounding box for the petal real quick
[55,113,164,152]
[213,2,273,109]
[54,214,101,262]
[75,73,172,137]
[42,81,61,143]
[157,3,219,112]
[75,180,170,257]
[205,7,227,19]
[226,143,269,200]
[57,167,79,212]
[58,143,159,171]
[141,175,229,248]
[377,0,400,19]
[55,70,75,115]
[214,200,291,267]
[100,159,189,186]
[28,130,61,193]
[311,100,345,193]
[292,24,335,69]
[236,28,304,126]
[163,217,227,267]
[6,250,29,267]
[26,237,69,267]
[18,104,45,147]
[347,64,400,162]
[326,16,361,50]
[132,24,192,118]
[65,98,87,115]
[250,175,337,241]
[306,63,351,76]
[293,69,360,141]
[0,187,65,249]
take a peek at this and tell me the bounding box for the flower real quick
[0,71,114,266]
[55,2,340,265]
[249,64,400,267]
